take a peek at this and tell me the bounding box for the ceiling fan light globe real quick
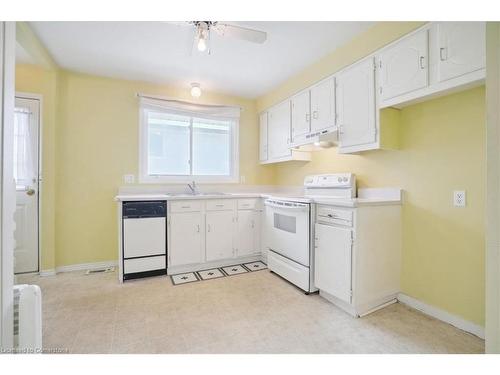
[197,38,207,52]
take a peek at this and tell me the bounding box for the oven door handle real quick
[264,200,309,211]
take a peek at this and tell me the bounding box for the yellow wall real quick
[15,64,57,271]
[54,70,273,267]
[16,21,486,327]
[256,22,485,326]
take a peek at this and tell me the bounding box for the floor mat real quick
[243,261,267,272]
[171,272,199,285]
[221,264,249,276]
[197,268,225,280]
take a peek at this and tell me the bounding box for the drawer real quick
[237,198,259,210]
[317,206,353,227]
[206,199,236,211]
[124,255,166,274]
[170,200,202,213]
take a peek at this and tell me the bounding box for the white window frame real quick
[139,98,240,184]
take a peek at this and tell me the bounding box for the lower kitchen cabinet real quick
[206,211,236,262]
[315,223,352,304]
[236,210,260,257]
[314,203,401,317]
[169,212,204,266]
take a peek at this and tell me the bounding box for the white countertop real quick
[115,188,402,207]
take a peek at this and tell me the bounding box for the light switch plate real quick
[453,190,466,207]
[124,174,135,184]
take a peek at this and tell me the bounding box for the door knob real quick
[26,188,35,196]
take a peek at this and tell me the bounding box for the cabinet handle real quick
[215,204,224,207]
[207,224,211,232]
[419,56,425,69]
[439,47,447,61]
[251,220,255,229]
[181,206,190,209]
[197,224,200,233]
[306,113,310,122]
[313,111,318,120]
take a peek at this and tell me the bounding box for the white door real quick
[437,22,486,83]
[379,29,429,100]
[314,223,352,303]
[310,77,336,132]
[206,211,235,261]
[169,212,204,266]
[123,217,166,258]
[337,57,377,150]
[291,90,310,139]
[259,112,268,162]
[13,97,40,274]
[237,210,258,257]
[268,101,292,159]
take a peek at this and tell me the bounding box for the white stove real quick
[264,173,356,293]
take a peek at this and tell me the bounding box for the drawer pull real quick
[216,204,224,207]
[181,206,190,209]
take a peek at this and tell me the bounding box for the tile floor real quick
[17,270,485,354]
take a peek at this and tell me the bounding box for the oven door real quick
[264,200,310,266]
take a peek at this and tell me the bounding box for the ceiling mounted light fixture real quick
[195,22,210,53]
[190,82,202,98]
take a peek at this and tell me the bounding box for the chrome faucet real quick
[187,180,198,195]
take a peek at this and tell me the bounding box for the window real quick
[139,96,239,183]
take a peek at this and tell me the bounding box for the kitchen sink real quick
[165,192,230,197]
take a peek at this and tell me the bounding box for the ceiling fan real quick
[175,21,267,54]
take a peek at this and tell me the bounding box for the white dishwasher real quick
[122,201,167,281]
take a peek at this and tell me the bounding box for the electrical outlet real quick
[453,190,466,207]
[123,174,135,184]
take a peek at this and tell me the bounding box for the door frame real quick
[14,92,42,274]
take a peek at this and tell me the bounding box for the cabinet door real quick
[237,210,259,257]
[314,223,352,303]
[437,22,485,83]
[337,57,377,150]
[259,112,268,162]
[268,101,292,159]
[379,29,428,100]
[169,213,204,266]
[310,76,336,132]
[291,90,310,139]
[206,211,235,262]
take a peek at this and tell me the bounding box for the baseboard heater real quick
[13,284,42,353]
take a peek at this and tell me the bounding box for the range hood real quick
[290,126,338,151]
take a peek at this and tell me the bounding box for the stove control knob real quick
[338,177,342,182]
[343,177,348,182]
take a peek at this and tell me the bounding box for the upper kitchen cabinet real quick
[291,89,311,139]
[378,29,429,102]
[436,22,485,83]
[336,57,377,153]
[310,76,336,133]
[378,22,485,109]
[260,101,311,165]
[259,112,268,162]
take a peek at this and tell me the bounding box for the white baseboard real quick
[40,261,118,276]
[397,293,485,339]
[39,269,56,277]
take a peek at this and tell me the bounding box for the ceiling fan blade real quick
[213,23,267,44]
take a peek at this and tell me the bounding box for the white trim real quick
[40,261,118,276]
[138,104,240,184]
[398,293,485,339]
[38,269,55,277]
[54,260,118,274]
[15,92,42,274]
[1,21,16,350]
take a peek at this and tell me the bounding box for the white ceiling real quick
[27,21,374,98]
